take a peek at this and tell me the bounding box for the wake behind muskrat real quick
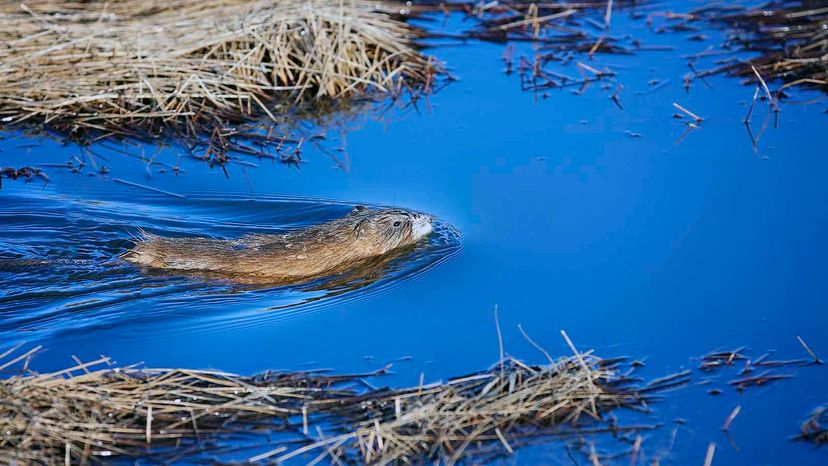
[123,206,433,285]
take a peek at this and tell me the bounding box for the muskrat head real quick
[350,207,433,254]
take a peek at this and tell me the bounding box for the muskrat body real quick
[123,207,433,284]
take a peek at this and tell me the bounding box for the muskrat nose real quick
[411,214,433,240]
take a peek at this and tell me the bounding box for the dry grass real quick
[0,345,371,463]
[720,1,827,92]
[0,337,687,464]
[0,0,440,159]
[688,1,827,94]
[288,352,686,465]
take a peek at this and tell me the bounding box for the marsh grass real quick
[285,351,688,465]
[0,345,378,463]
[0,0,441,161]
[0,336,687,464]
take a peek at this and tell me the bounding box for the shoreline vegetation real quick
[0,334,688,465]
[0,1,825,178]
[0,0,442,164]
[1,332,822,464]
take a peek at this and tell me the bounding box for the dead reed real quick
[796,405,828,446]
[0,0,440,161]
[0,346,372,463]
[689,1,827,94]
[0,337,686,464]
[273,347,688,464]
[698,340,821,394]
[420,1,826,101]
[433,1,649,95]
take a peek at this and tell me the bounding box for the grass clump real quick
[0,337,686,464]
[0,0,440,159]
[288,351,686,465]
[0,345,368,463]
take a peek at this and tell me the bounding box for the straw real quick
[0,346,371,463]
[0,0,442,161]
[0,338,689,464]
[288,337,690,464]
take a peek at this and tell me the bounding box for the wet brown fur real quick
[123,207,431,284]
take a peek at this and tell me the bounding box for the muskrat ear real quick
[351,205,368,215]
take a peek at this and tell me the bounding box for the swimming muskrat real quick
[122,206,433,284]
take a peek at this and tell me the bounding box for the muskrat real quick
[122,206,433,284]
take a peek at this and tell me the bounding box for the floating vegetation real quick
[415,0,826,104]
[694,1,828,94]
[699,347,751,371]
[0,335,688,464]
[0,166,49,188]
[424,1,657,96]
[0,0,441,163]
[698,338,821,393]
[796,405,828,446]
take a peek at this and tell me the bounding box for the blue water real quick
[2,5,827,465]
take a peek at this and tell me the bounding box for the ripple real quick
[0,190,461,343]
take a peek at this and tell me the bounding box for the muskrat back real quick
[123,207,433,284]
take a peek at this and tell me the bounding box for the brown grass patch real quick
[0,0,440,159]
[0,337,686,464]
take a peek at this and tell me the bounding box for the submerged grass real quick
[0,0,440,160]
[0,336,687,464]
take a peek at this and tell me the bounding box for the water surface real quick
[0,190,460,342]
[1,4,827,465]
